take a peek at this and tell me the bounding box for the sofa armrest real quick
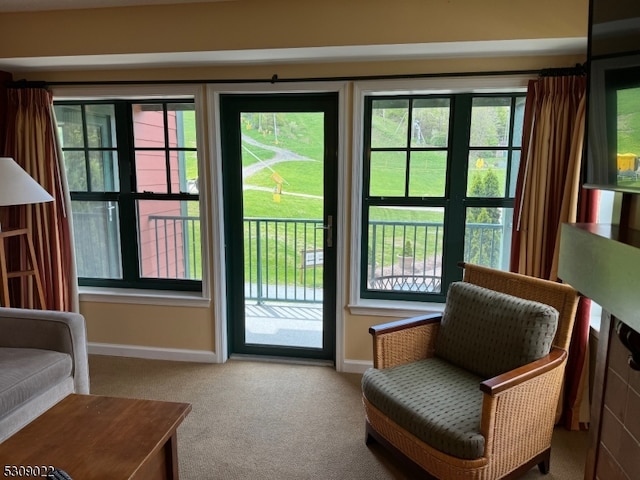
[369,313,442,369]
[0,307,90,394]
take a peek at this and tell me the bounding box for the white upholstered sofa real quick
[0,307,90,442]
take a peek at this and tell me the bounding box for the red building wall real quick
[132,106,186,279]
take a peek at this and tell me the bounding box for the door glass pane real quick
[371,99,409,148]
[409,151,447,197]
[464,207,513,270]
[137,200,201,280]
[467,151,507,197]
[241,111,324,349]
[71,201,122,279]
[366,206,445,294]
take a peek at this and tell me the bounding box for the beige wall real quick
[1,0,587,61]
[81,302,215,351]
[1,0,590,365]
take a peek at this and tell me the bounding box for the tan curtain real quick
[510,74,597,430]
[3,88,78,312]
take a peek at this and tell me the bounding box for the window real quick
[54,99,201,291]
[360,93,524,302]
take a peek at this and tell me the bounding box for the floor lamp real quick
[0,157,54,308]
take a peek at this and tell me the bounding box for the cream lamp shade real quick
[0,157,54,207]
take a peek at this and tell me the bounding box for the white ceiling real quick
[0,0,231,11]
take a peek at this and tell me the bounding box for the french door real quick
[220,93,338,361]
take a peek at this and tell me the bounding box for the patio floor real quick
[244,302,323,349]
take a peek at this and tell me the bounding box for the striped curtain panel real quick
[510,74,598,430]
[3,88,78,312]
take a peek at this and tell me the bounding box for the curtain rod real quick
[5,63,587,89]
[538,63,587,77]
[5,67,558,89]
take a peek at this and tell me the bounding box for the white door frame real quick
[206,81,348,370]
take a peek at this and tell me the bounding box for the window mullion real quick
[81,105,92,192]
[115,101,141,284]
[405,99,414,197]
[505,96,518,199]
[442,94,472,288]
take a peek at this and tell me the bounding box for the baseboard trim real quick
[88,343,369,370]
[88,342,218,363]
[342,359,373,374]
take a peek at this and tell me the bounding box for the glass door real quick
[220,93,338,361]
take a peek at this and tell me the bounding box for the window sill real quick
[78,287,211,308]
[348,299,445,318]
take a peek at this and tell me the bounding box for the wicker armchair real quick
[362,263,579,480]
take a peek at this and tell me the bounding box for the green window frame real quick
[360,93,525,302]
[54,99,202,291]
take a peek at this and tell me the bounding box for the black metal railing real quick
[148,215,201,280]
[243,217,324,304]
[366,220,505,294]
[74,210,506,301]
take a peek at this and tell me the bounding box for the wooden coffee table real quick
[0,394,191,480]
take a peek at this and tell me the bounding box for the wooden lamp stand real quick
[0,226,46,308]
[0,157,54,309]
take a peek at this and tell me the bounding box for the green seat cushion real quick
[435,282,559,379]
[362,358,485,460]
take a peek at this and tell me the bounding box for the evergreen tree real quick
[466,169,502,267]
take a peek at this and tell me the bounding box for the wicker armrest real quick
[369,313,442,369]
[479,347,568,462]
[480,347,567,395]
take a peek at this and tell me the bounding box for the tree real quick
[466,169,502,267]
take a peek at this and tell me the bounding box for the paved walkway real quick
[241,134,315,180]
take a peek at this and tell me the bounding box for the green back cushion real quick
[435,282,559,378]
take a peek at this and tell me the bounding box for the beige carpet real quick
[88,355,589,480]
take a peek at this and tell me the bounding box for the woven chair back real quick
[460,263,580,352]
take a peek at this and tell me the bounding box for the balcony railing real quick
[75,210,506,301]
[243,218,324,304]
[148,214,201,280]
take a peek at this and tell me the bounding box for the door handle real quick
[315,215,333,248]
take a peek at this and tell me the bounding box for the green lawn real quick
[181,106,509,285]
[242,189,323,219]
[617,86,640,155]
[616,87,640,189]
[241,112,325,161]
